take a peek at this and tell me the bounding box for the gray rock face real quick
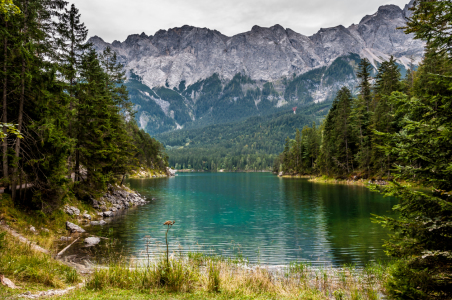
[89,2,423,89]
[82,213,92,220]
[64,205,80,216]
[84,237,101,246]
[66,221,85,233]
[103,211,114,218]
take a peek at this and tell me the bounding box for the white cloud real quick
[70,0,410,42]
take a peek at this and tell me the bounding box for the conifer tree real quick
[353,58,373,176]
[370,56,401,177]
[374,48,452,300]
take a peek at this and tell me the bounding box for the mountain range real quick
[89,0,423,135]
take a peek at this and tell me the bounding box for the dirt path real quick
[15,282,85,299]
[0,224,49,254]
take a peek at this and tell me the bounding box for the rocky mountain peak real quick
[88,0,423,89]
[403,0,416,18]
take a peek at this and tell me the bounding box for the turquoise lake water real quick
[87,173,397,266]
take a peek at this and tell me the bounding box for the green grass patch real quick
[0,229,81,298]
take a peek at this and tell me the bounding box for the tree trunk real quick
[19,169,23,201]
[12,1,28,202]
[11,59,25,201]
[75,148,79,182]
[2,30,8,185]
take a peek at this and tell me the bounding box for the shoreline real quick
[280,174,429,189]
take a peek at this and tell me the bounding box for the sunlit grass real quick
[81,250,390,300]
[0,229,82,298]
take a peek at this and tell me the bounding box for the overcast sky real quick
[70,0,410,43]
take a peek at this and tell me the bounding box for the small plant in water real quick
[163,220,175,266]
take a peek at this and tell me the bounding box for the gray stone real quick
[60,236,72,241]
[41,228,50,233]
[64,205,80,216]
[90,220,107,226]
[82,213,92,220]
[84,237,101,246]
[66,221,85,233]
[29,226,37,234]
[103,211,114,218]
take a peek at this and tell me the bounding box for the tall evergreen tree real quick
[370,56,401,177]
[353,58,373,176]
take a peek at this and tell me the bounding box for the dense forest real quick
[0,0,167,211]
[277,1,452,298]
[274,55,413,179]
[158,102,331,171]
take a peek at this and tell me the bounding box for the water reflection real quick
[85,173,396,266]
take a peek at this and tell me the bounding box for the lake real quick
[86,172,397,267]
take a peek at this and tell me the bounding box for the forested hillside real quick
[157,101,331,171]
[276,1,452,297]
[0,0,167,211]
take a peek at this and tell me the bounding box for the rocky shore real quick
[60,185,150,253]
[64,185,148,222]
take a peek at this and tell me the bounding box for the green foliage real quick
[0,1,167,211]
[0,230,78,288]
[0,123,22,141]
[0,231,5,249]
[277,5,452,297]
[158,103,329,171]
[0,0,20,20]
[404,0,452,57]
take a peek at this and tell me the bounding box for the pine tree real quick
[55,3,90,179]
[370,56,401,178]
[374,48,452,300]
[373,1,452,296]
[353,58,373,176]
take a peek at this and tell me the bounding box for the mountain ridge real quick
[89,0,421,89]
[88,0,423,135]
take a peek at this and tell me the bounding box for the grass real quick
[77,250,390,300]
[0,228,82,299]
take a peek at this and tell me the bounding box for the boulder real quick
[92,200,100,209]
[66,221,85,233]
[82,213,92,220]
[64,205,80,216]
[90,220,106,226]
[84,237,101,246]
[103,211,114,218]
[0,274,18,289]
